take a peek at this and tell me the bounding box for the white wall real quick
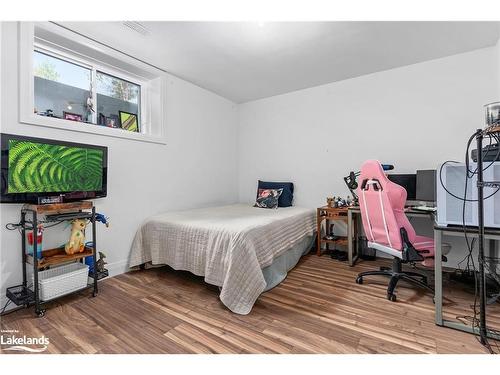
[237,47,499,265]
[0,22,238,309]
[497,38,500,97]
[238,47,498,207]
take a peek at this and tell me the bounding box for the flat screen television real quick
[1,133,108,204]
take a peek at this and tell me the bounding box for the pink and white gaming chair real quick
[355,160,440,301]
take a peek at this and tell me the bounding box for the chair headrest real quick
[359,160,389,190]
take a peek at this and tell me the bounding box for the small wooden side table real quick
[316,206,359,266]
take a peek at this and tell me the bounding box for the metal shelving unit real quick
[475,126,500,344]
[6,201,99,317]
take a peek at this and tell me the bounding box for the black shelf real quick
[44,212,93,222]
[6,285,35,306]
[8,282,98,307]
[89,269,109,281]
[5,202,100,317]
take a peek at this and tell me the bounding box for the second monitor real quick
[387,170,436,205]
[416,169,436,203]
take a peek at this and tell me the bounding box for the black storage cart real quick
[6,201,99,317]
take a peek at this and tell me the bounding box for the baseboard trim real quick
[106,259,129,277]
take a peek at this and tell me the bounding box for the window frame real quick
[19,22,167,144]
[34,44,145,129]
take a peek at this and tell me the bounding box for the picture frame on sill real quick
[106,114,120,128]
[63,112,83,122]
[119,111,139,132]
[98,113,106,126]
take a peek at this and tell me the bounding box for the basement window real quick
[20,22,167,144]
[33,47,143,133]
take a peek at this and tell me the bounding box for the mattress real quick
[129,204,316,314]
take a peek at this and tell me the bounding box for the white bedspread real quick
[129,204,316,314]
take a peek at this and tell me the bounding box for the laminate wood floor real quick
[1,254,499,354]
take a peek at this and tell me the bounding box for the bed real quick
[129,204,316,314]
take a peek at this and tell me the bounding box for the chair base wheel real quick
[36,309,46,318]
[356,257,433,301]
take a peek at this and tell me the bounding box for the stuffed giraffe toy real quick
[65,219,87,255]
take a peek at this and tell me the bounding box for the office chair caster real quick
[387,293,397,302]
[355,276,363,284]
[36,309,46,318]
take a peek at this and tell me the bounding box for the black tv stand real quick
[6,201,100,317]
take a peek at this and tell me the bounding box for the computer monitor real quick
[416,169,436,203]
[387,174,416,201]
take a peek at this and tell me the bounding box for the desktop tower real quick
[436,161,500,228]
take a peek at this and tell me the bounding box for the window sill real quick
[19,22,167,146]
[20,113,167,145]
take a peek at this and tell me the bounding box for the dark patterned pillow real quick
[254,188,283,209]
[257,181,294,207]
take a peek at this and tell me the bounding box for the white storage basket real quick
[35,262,89,301]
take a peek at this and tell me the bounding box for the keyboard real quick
[411,205,437,212]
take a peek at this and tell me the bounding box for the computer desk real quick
[434,224,500,340]
[349,205,500,338]
[347,206,434,266]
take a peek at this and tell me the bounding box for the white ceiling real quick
[59,21,500,103]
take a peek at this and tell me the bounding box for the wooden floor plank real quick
[1,254,498,354]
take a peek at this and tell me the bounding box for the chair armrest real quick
[400,227,424,262]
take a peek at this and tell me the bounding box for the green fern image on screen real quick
[8,140,103,193]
